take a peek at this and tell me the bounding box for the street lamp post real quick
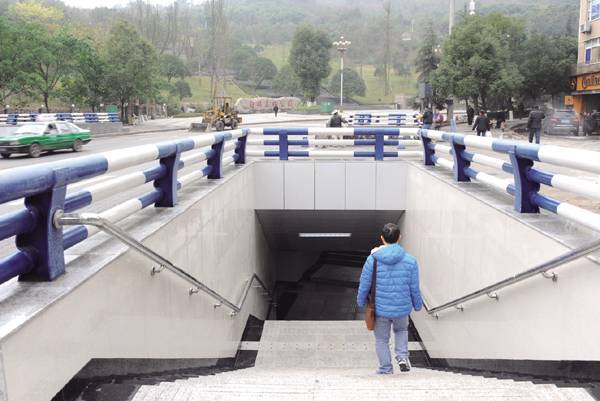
[333,36,351,111]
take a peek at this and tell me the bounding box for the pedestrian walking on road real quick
[273,104,279,117]
[467,106,475,126]
[357,223,423,375]
[527,106,546,144]
[472,110,491,137]
[591,109,600,134]
[328,110,346,128]
[434,109,444,130]
[584,113,595,136]
[421,108,433,130]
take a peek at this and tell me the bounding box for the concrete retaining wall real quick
[0,164,273,401]
[402,164,600,362]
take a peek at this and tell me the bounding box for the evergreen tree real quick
[289,25,331,101]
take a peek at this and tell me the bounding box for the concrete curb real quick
[92,117,329,139]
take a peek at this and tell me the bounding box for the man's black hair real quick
[382,223,400,244]
[479,110,486,115]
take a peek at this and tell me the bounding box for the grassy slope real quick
[178,45,417,105]
[260,45,291,69]
[181,76,248,104]
[261,44,417,105]
[352,65,417,105]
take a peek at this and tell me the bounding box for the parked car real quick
[0,122,91,158]
[543,109,579,136]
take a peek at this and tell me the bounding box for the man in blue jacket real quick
[357,223,423,374]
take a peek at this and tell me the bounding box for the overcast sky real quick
[62,0,196,8]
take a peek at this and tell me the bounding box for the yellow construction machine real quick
[198,97,242,132]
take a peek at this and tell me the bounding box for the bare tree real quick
[207,0,228,99]
[382,0,392,96]
[130,0,173,56]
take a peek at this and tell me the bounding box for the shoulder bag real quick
[364,259,378,331]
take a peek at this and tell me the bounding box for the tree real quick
[329,68,366,98]
[381,0,392,96]
[432,14,525,110]
[229,45,258,78]
[414,20,440,83]
[25,27,83,112]
[173,79,192,100]
[273,64,302,96]
[289,25,331,101]
[61,41,108,112]
[160,54,189,83]
[7,1,81,112]
[519,34,577,103]
[206,0,228,99]
[239,56,277,90]
[0,17,36,104]
[10,1,63,26]
[105,21,159,123]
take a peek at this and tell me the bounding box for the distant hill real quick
[231,0,578,42]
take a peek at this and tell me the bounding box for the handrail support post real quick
[419,129,435,166]
[208,134,225,179]
[235,129,249,165]
[375,129,385,161]
[508,147,540,213]
[278,130,289,160]
[154,144,182,207]
[17,168,69,281]
[450,136,470,182]
[542,271,558,282]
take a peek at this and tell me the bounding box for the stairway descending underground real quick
[131,321,595,401]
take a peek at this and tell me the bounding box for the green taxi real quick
[0,122,92,158]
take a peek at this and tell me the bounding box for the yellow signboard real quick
[564,96,574,106]
[576,72,600,91]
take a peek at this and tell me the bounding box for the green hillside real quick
[181,77,248,104]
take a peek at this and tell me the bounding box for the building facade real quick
[572,0,600,113]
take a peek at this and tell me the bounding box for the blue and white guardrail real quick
[419,128,600,233]
[246,128,423,160]
[0,112,120,125]
[2,125,600,287]
[0,129,247,285]
[345,113,420,127]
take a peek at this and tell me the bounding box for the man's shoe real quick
[397,358,411,372]
[376,369,393,375]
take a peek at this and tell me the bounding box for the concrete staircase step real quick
[130,321,595,401]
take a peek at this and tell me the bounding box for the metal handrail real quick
[424,237,600,317]
[53,211,271,316]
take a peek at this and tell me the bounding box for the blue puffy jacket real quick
[356,244,423,318]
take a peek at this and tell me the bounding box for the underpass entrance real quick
[256,209,403,321]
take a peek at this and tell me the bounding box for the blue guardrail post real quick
[235,129,248,165]
[16,167,69,281]
[450,136,470,182]
[208,134,225,179]
[278,130,289,161]
[154,144,182,207]
[509,147,540,213]
[419,129,435,166]
[375,129,385,161]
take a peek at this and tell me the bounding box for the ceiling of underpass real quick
[256,210,404,252]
